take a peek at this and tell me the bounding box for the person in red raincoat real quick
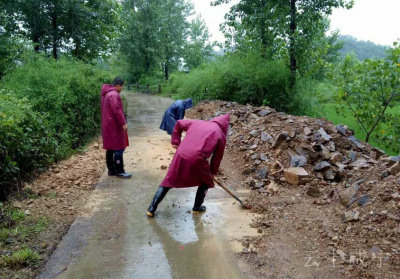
[101,77,132,178]
[147,114,230,217]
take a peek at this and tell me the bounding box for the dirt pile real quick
[187,101,400,278]
[3,139,105,278]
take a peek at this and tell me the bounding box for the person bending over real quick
[147,114,230,217]
[160,98,193,135]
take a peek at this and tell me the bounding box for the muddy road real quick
[38,92,257,279]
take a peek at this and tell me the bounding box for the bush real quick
[0,54,113,199]
[0,94,56,198]
[163,52,312,115]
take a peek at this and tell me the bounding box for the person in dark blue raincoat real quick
[160,98,193,135]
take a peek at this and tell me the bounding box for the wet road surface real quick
[38,92,257,279]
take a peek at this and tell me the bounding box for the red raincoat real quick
[161,114,230,188]
[101,84,128,150]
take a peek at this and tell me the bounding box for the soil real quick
[187,100,400,279]
[1,138,105,278]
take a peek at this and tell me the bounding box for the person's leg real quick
[106,150,116,176]
[147,186,171,217]
[193,184,209,213]
[115,149,132,178]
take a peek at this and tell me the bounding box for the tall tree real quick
[1,0,118,60]
[183,16,213,70]
[213,0,354,88]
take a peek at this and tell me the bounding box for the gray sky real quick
[192,0,400,47]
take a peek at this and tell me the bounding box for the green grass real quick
[0,248,40,269]
[315,102,400,155]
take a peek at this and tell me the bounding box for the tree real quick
[334,42,400,151]
[159,0,193,80]
[183,16,213,70]
[1,0,119,60]
[213,0,354,88]
[119,0,194,81]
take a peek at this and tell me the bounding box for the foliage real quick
[0,248,40,269]
[338,35,388,60]
[0,54,113,198]
[334,42,400,152]
[164,52,312,115]
[1,0,119,60]
[183,16,213,70]
[119,0,212,81]
[213,0,353,86]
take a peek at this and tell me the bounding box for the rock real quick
[388,162,400,176]
[242,167,253,175]
[307,185,321,198]
[254,159,262,165]
[318,127,332,141]
[284,167,309,185]
[250,130,260,137]
[290,155,307,167]
[258,187,267,194]
[272,132,288,149]
[391,192,400,201]
[260,153,268,161]
[350,158,369,169]
[261,132,273,142]
[343,210,360,222]
[331,152,344,164]
[94,143,99,149]
[160,165,168,170]
[258,168,268,180]
[347,136,364,149]
[249,144,258,150]
[251,154,258,160]
[254,182,265,189]
[314,161,331,172]
[326,141,336,152]
[357,194,370,206]
[258,109,272,116]
[339,180,363,207]
[257,228,263,233]
[324,169,336,181]
[267,182,279,194]
[304,127,312,136]
[336,249,347,261]
[372,147,385,158]
[370,151,378,160]
[336,124,347,136]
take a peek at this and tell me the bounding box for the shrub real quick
[0,54,113,199]
[163,52,311,115]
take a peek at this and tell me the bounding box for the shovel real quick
[213,177,251,210]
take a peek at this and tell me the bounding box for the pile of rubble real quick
[187,101,400,277]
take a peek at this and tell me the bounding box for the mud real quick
[38,92,257,279]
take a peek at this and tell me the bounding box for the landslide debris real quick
[187,101,400,278]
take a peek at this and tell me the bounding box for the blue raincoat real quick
[160,98,193,135]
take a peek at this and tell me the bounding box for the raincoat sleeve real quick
[108,94,126,126]
[210,137,227,175]
[177,104,185,120]
[171,120,194,146]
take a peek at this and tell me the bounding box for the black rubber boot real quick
[106,150,116,176]
[115,155,132,179]
[147,186,171,217]
[193,184,209,214]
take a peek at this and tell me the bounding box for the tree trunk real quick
[33,34,40,52]
[260,0,267,58]
[52,11,58,59]
[164,61,169,80]
[74,40,82,60]
[289,0,297,90]
[145,54,150,72]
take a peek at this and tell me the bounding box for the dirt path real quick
[37,92,258,279]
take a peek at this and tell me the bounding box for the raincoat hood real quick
[211,114,230,137]
[101,84,117,96]
[184,98,193,110]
